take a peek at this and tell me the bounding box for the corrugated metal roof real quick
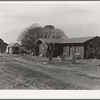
[60,36,96,43]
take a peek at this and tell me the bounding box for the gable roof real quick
[35,36,98,45]
[3,42,8,46]
[35,38,62,44]
[7,43,20,47]
[60,36,97,44]
[40,38,62,43]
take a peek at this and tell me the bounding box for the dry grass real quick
[0,55,87,89]
[2,54,100,89]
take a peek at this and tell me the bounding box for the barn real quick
[0,38,8,54]
[35,36,100,59]
[6,43,22,54]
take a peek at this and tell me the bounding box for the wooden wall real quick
[39,43,47,56]
[63,45,84,59]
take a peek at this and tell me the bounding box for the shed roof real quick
[60,36,97,44]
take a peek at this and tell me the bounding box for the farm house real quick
[35,36,100,59]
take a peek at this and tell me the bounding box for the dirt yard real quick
[0,54,100,89]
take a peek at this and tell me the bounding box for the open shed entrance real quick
[13,47,19,54]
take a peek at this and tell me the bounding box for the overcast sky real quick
[0,1,100,43]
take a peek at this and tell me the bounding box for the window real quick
[63,47,66,53]
[63,47,68,53]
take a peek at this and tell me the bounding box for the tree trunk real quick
[49,51,53,61]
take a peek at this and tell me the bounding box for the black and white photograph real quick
[1,1,100,91]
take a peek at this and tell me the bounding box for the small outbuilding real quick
[0,38,8,54]
[6,43,22,54]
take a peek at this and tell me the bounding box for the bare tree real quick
[18,23,67,59]
[43,25,66,39]
[18,23,44,51]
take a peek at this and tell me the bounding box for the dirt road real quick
[0,54,100,89]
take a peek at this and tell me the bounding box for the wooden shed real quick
[6,43,22,54]
[0,39,8,54]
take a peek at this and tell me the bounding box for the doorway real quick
[13,47,19,54]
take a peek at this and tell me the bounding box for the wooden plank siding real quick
[35,36,100,59]
[39,43,47,56]
[63,46,69,57]
[80,46,84,59]
[63,46,84,59]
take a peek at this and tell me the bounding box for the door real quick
[69,46,75,57]
[13,47,19,54]
[69,47,73,57]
